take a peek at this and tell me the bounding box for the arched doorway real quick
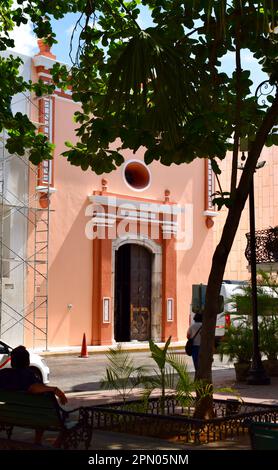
[114,244,152,342]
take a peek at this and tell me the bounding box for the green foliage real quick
[60,0,278,173]
[212,191,233,210]
[100,344,149,403]
[1,1,278,170]
[228,271,278,316]
[223,272,278,362]
[0,1,81,162]
[147,337,212,411]
[149,335,171,371]
[100,337,239,413]
[166,350,199,408]
[146,336,173,412]
[0,54,53,164]
[218,322,253,364]
[0,0,278,400]
[259,316,278,360]
[101,337,196,410]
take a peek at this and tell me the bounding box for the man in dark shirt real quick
[0,366,40,391]
[0,345,67,445]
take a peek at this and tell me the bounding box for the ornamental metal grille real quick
[245,229,278,264]
[89,396,278,445]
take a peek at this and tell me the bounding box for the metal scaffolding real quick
[0,95,51,350]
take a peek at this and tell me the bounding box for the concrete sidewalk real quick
[65,368,278,408]
[65,368,278,450]
[38,341,186,356]
[1,369,277,450]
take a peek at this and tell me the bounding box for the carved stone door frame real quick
[112,234,162,342]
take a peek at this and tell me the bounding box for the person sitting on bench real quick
[0,345,67,445]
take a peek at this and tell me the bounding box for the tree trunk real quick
[195,93,278,417]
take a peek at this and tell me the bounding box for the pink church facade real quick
[24,42,219,349]
[6,42,276,350]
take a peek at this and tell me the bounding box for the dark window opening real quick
[124,161,150,190]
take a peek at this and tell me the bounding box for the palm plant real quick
[166,351,237,413]
[166,350,200,408]
[146,340,236,415]
[260,316,278,361]
[228,271,278,317]
[146,337,218,413]
[218,322,253,364]
[101,338,237,415]
[144,337,175,414]
[218,322,253,382]
[100,344,149,404]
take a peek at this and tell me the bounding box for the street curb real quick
[37,343,186,357]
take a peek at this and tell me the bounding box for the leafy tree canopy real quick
[0,1,278,173]
[2,0,278,409]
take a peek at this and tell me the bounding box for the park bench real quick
[0,390,92,449]
[247,421,278,450]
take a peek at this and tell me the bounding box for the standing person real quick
[0,345,67,445]
[187,313,202,372]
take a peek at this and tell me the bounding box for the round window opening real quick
[123,161,151,191]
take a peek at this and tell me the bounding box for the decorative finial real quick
[39,193,50,209]
[205,216,214,229]
[37,38,56,59]
[164,189,170,202]
[101,178,108,192]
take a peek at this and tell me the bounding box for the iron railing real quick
[245,228,278,264]
[89,396,278,445]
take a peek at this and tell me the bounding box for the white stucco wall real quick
[0,51,31,346]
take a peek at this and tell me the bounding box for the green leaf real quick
[210,158,222,175]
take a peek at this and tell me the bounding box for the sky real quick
[10,9,267,92]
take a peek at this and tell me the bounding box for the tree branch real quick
[215,171,224,196]
[197,90,278,386]
[221,90,278,260]
[230,1,242,196]
[69,13,84,65]
[118,0,141,31]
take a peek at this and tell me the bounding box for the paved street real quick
[45,349,234,392]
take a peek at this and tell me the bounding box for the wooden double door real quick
[114,244,152,342]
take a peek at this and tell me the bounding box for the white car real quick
[190,281,247,345]
[0,340,49,384]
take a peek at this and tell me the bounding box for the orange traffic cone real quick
[80,333,89,358]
